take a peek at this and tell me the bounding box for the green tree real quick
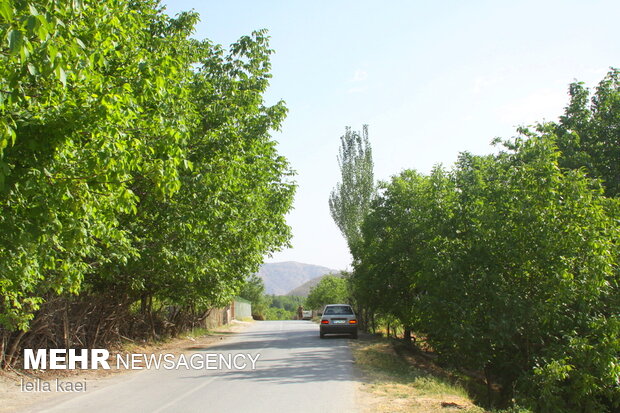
[355,166,456,340]
[328,125,374,259]
[269,295,305,312]
[306,275,348,311]
[95,28,295,314]
[0,0,295,363]
[347,71,620,411]
[264,306,293,320]
[239,274,266,308]
[0,0,198,330]
[419,135,619,410]
[239,274,269,319]
[555,68,620,197]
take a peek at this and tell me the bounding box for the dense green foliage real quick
[263,306,292,320]
[555,69,620,197]
[328,125,374,258]
[354,167,454,336]
[268,294,305,312]
[262,294,304,320]
[238,275,270,319]
[0,0,294,361]
[347,71,619,411]
[305,275,349,311]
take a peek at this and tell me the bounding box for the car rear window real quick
[324,305,354,315]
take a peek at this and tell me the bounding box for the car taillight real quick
[349,320,357,324]
[321,320,329,324]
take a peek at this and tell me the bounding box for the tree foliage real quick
[328,125,374,259]
[263,294,305,320]
[268,295,305,312]
[348,70,620,411]
[354,167,455,335]
[239,275,270,319]
[0,0,295,358]
[305,275,348,311]
[555,68,620,197]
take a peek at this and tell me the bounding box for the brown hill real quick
[286,271,344,297]
[257,262,337,296]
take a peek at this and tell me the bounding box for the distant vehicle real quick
[302,310,313,320]
[319,304,357,339]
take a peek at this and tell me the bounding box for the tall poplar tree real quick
[328,125,374,260]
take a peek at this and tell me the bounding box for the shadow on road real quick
[180,321,356,384]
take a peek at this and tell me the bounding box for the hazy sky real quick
[162,0,619,270]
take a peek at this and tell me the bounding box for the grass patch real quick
[351,336,487,413]
[183,327,214,338]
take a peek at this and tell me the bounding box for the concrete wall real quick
[202,297,252,328]
[203,306,232,329]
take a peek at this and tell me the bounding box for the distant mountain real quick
[257,262,337,295]
[287,271,344,297]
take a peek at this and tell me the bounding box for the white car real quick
[319,304,358,339]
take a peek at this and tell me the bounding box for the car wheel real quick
[320,333,325,339]
[351,332,358,339]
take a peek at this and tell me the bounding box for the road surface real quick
[28,321,360,413]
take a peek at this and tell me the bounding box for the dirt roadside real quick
[350,333,486,413]
[0,320,253,413]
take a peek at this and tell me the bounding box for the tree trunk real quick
[63,302,70,349]
[370,312,376,334]
[484,364,494,408]
[403,327,412,344]
[5,330,26,368]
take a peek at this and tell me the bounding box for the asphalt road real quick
[29,321,360,413]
